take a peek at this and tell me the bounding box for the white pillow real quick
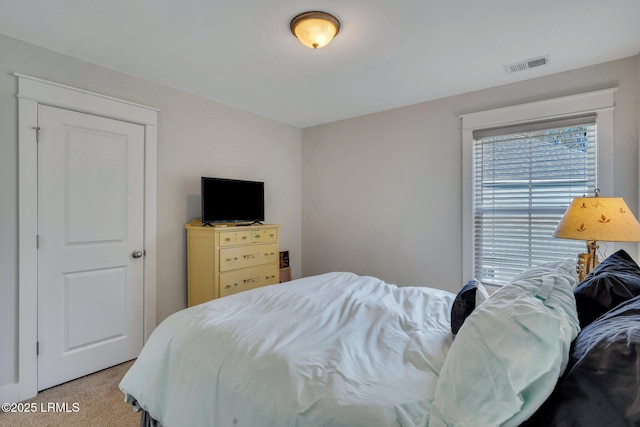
[475,281,490,306]
[429,259,580,427]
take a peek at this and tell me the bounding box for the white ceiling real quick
[1,0,639,128]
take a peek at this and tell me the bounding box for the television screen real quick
[201,177,265,224]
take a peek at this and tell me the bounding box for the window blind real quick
[472,114,597,286]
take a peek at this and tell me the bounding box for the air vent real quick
[504,55,550,74]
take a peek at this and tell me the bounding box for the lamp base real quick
[576,240,599,282]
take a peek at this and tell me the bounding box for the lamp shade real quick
[290,11,340,49]
[553,197,640,242]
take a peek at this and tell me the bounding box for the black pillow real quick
[574,249,640,328]
[523,295,640,426]
[450,279,487,335]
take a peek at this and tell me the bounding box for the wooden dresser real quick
[186,219,280,306]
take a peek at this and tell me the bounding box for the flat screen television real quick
[201,177,265,224]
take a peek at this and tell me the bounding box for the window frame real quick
[461,88,617,286]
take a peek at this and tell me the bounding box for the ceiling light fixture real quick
[290,11,340,49]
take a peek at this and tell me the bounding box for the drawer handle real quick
[225,283,238,289]
[226,257,238,262]
[224,237,231,242]
[241,236,247,240]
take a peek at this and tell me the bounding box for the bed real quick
[120,250,640,426]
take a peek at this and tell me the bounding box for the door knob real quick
[132,250,143,258]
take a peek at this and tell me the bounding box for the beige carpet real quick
[0,360,141,427]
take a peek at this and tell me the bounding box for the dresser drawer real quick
[218,230,251,246]
[219,243,278,272]
[219,264,279,297]
[251,228,278,243]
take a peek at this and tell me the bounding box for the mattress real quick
[120,272,456,427]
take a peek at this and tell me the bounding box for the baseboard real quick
[0,381,21,403]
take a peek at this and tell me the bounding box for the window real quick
[461,89,616,286]
[472,116,596,285]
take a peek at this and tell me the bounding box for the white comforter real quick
[120,272,455,427]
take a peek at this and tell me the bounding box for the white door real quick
[37,105,145,390]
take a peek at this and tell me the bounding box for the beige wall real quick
[302,55,640,290]
[0,34,302,392]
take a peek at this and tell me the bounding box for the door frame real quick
[16,73,159,400]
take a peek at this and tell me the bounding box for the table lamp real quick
[553,190,640,281]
